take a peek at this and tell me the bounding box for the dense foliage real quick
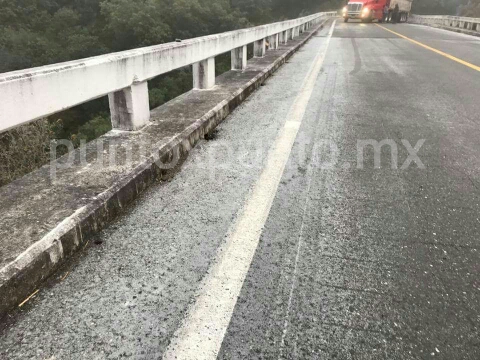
[0,0,340,74]
[412,0,471,16]
[0,119,54,186]
[459,0,480,16]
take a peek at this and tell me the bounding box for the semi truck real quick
[342,0,413,23]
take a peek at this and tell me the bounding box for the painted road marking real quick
[376,24,480,72]
[162,20,336,360]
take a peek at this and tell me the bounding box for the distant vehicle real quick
[342,0,413,23]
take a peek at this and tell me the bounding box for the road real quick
[1,19,480,359]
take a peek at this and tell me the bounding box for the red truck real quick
[342,0,413,23]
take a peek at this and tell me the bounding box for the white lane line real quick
[163,20,336,360]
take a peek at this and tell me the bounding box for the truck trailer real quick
[342,0,413,23]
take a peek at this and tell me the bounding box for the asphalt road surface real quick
[1,19,480,360]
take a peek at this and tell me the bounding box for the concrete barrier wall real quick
[410,15,480,36]
[0,12,337,134]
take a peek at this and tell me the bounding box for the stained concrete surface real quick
[1,20,480,359]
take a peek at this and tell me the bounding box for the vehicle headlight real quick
[362,7,370,14]
[342,6,347,13]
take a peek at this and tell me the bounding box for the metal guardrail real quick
[0,12,337,133]
[410,15,480,34]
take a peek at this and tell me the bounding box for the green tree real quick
[460,0,480,16]
[76,113,112,144]
[100,0,172,49]
[412,0,467,15]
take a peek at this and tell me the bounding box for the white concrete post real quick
[108,81,150,131]
[289,28,295,40]
[291,28,297,39]
[193,57,215,89]
[231,45,247,70]
[280,30,288,45]
[269,34,279,50]
[254,38,266,57]
[267,36,273,50]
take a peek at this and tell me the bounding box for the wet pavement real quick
[1,20,480,360]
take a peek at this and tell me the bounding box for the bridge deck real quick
[0,27,317,315]
[1,19,480,359]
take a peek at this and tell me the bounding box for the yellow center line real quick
[375,24,480,72]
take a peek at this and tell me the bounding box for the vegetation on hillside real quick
[0,119,54,186]
[411,0,471,16]
[459,0,480,16]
